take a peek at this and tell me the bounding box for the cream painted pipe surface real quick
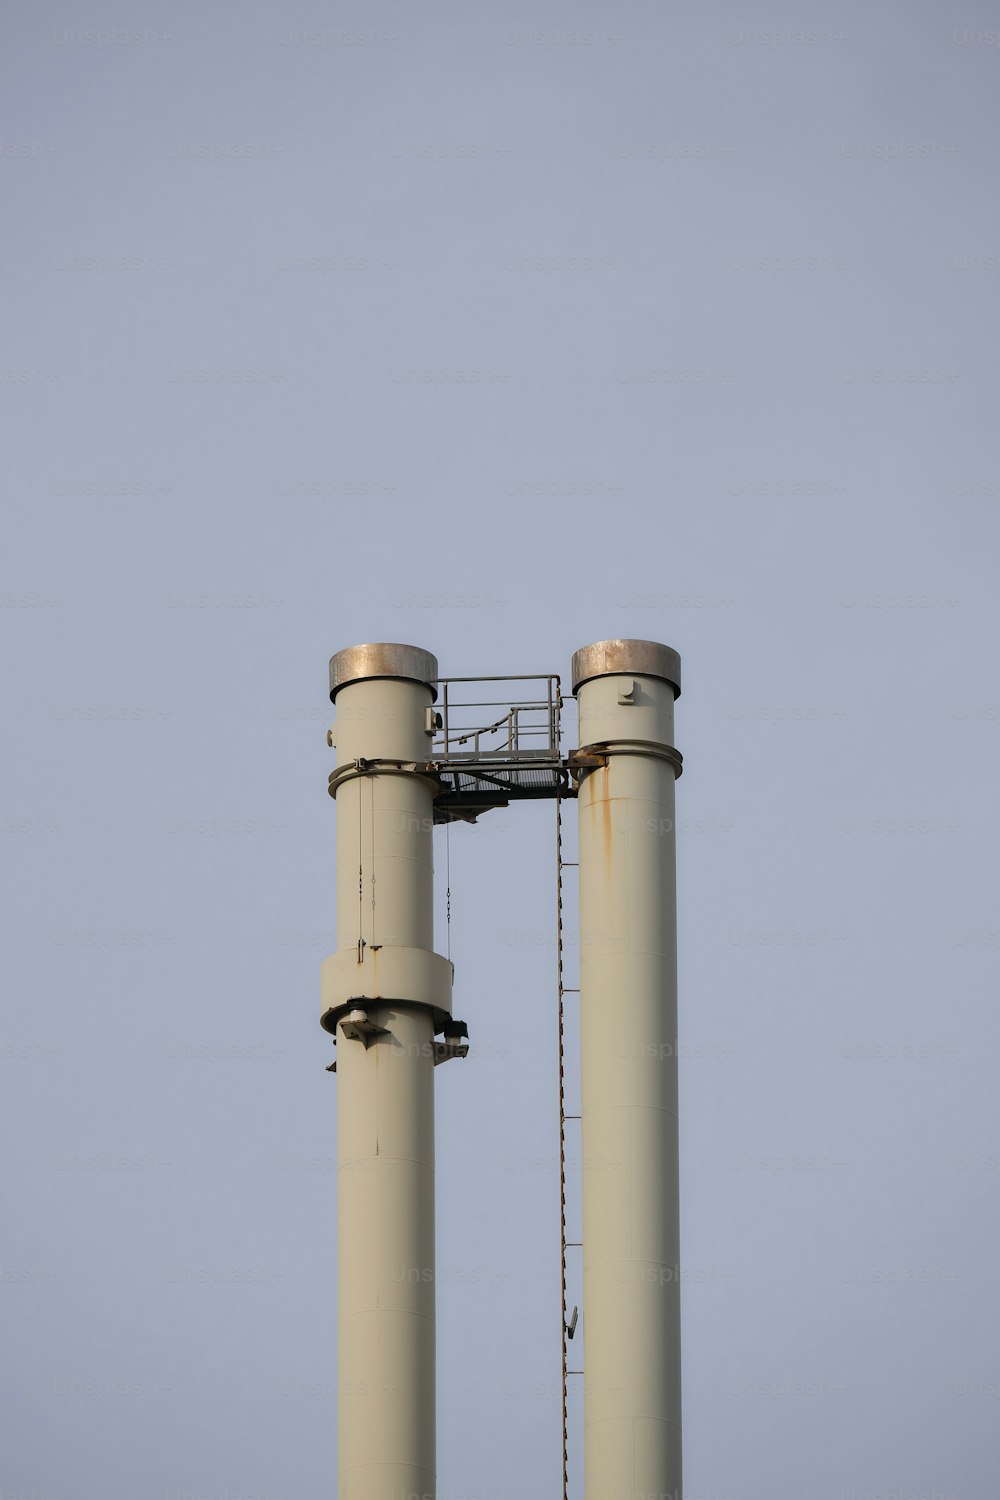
[574,648,682,1500]
[326,664,444,1500]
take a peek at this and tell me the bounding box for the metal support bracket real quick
[567,749,608,772]
[433,1041,469,1065]
[339,1008,390,1048]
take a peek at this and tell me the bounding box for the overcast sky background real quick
[3,2,1000,1497]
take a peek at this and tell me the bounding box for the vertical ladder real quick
[556,789,569,1500]
[556,789,580,1500]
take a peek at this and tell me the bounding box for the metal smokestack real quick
[318,639,684,1499]
[321,644,458,1500]
[572,640,683,1500]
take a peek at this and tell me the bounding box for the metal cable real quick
[369,775,376,946]
[445,820,452,963]
[357,773,364,955]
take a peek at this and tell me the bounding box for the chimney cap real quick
[329,643,439,702]
[571,639,681,698]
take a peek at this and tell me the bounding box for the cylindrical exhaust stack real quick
[319,639,686,1498]
[572,640,683,1500]
[321,644,454,1500]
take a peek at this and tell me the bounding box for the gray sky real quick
[3,1,999,1496]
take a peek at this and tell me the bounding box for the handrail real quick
[433,674,562,765]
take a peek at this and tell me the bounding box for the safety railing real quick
[433,675,562,764]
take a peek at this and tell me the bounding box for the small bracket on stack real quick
[434,1019,470,1065]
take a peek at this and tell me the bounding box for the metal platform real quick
[430,675,571,822]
